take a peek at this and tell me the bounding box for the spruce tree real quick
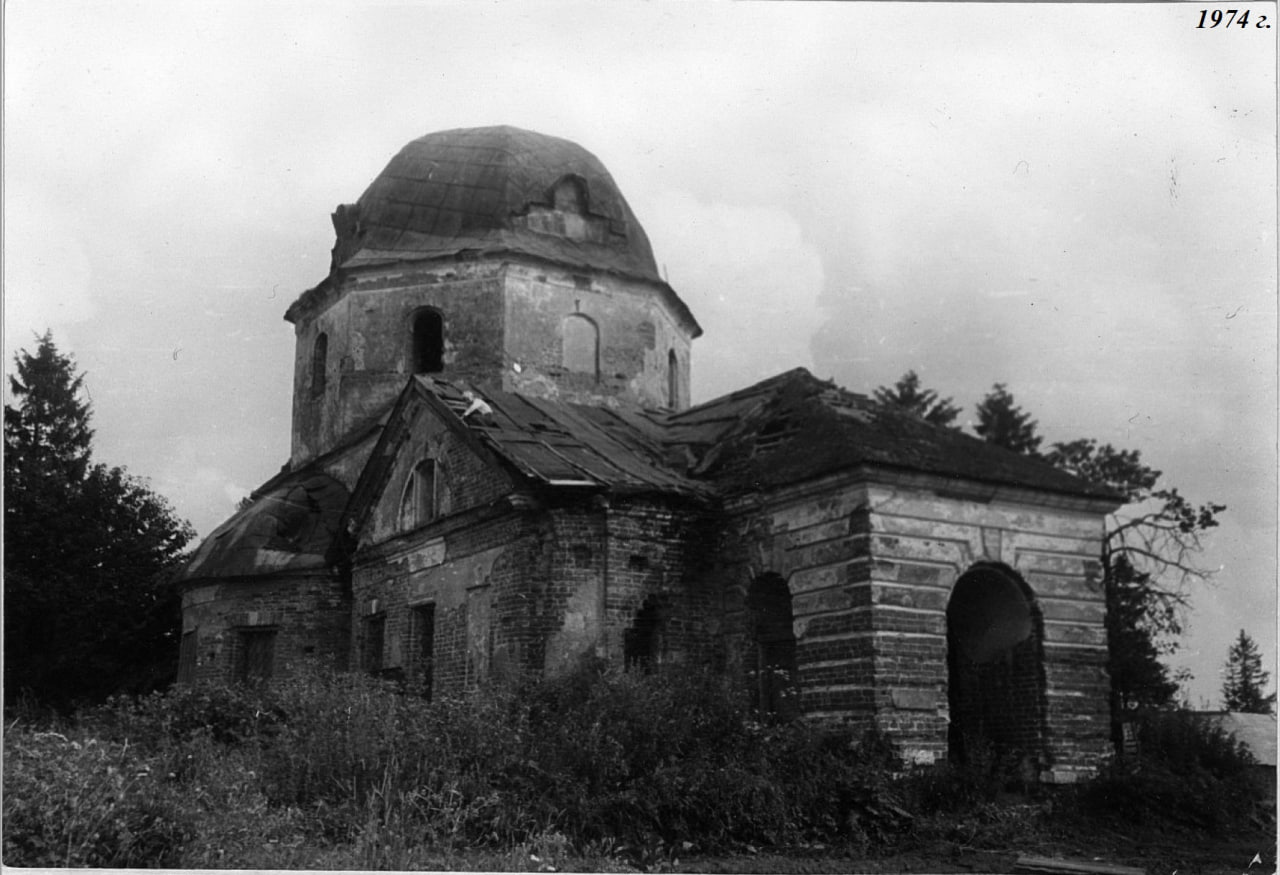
[1221,630,1275,714]
[974,383,1042,455]
[872,370,962,427]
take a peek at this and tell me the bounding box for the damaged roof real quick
[177,471,349,582]
[185,369,1120,584]
[334,126,662,283]
[409,370,1117,505]
[659,369,1123,502]
[417,378,711,500]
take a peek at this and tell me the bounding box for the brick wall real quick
[353,510,541,697]
[718,473,1112,775]
[290,255,699,470]
[290,261,507,466]
[598,499,719,669]
[503,262,694,410]
[179,572,350,684]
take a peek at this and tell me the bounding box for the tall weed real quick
[2,725,189,867]
[6,663,921,866]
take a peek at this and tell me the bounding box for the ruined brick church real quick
[177,126,1121,779]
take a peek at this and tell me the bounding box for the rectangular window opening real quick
[414,604,436,700]
[236,629,277,684]
[178,630,197,684]
[363,613,386,674]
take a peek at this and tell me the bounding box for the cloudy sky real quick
[5,1,1275,706]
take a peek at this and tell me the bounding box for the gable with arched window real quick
[410,309,444,374]
[561,314,599,379]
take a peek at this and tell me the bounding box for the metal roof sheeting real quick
[418,378,711,499]
[421,370,1117,503]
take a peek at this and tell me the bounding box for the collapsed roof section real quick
[354,371,1120,527]
[659,368,1124,503]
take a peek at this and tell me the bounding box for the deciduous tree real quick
[1044,437,1224,735]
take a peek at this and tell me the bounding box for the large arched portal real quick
[946,564,1047,766]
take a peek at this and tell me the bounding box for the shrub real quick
[1077,708,1262,832]
[91,681,284,748]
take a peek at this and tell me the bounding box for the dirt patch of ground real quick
[639,822,1275,875]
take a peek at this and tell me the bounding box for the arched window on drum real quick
[409,309,444,374]
[562,314,599,381]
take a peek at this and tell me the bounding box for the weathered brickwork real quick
[348,490,719,701]
[290,258,697,469]
[291,262,508,466]
[503,263,694,411]
[180,573,349,684]
[714,475,1111,777]
[599,500,719,669]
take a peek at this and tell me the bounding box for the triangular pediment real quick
[343,378,518,550]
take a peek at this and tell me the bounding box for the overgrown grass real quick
[4,664,912,868]
[4,669,1270,869]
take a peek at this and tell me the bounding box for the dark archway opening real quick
[946,564,1047,769]
[746,573,799,720]
[411,309,444,374]
[311,332,328,398]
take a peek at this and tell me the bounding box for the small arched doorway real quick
[746,573,799,720]
[946,563,1047,767]
[624,596,666,672]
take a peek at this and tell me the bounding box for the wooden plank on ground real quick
[1013,855,1145,875]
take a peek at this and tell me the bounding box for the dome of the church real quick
[330,126,662,283]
